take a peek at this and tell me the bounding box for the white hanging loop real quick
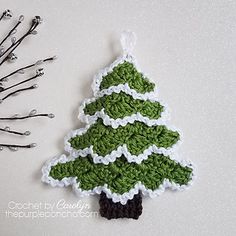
[120,31,137,56]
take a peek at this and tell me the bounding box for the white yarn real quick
[120,31,137,56]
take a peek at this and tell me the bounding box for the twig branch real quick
[0,15,24,47]
[0,56,56,82]
[0,110,55,121]
[0,143,36,151]
[0,16,42,66]
[0,69,43,93]
[0,13,55,151]
[0,17,37,58]
[0,113,54,120]
[0,84,38,104]
[0,126,30,136]
[0,13,4,22]
[0,10,13,22]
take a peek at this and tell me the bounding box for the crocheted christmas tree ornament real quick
[42,32,195,220]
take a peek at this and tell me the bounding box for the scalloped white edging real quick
[64,118,183,164]
[78,95,170,128]
[95,83,159,102]
[42,153,196,205]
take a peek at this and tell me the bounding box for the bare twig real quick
[0,143,36,151]
[0,84,38,104]
[0,17,37,57]
[0,13,4,21]
[0,15,24,47]
[0,113,54,120]
[0,69,43,93]
[0,16,42,66]
[0,10,13,22]
[0,13,55,151]
[0,126,30,136]
[0,56,56,82]
[0,109,55,121]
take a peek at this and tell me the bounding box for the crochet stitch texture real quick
[42,31,194,219]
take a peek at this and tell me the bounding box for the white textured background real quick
[0,0,235,235]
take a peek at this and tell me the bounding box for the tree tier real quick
[84,91,164,120]
[49,153,193,195]
[69,118,179,157]
[99,61,155,94]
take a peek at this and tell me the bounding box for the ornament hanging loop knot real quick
[120,31,136,56]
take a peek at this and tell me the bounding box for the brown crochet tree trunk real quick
[99,192,143,220]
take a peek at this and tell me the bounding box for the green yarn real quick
[49,154,193,194]
[69,119,179,156]
[99,61,155,94]
[84,91,164,120]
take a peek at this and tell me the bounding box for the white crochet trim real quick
[120,31,137,55]
[64,120,183,165]
[95,83,158,102]
[41,153,195,205]
[78,95,170,128]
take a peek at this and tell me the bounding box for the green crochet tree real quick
[42,32,194,220]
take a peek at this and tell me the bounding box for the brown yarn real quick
[99,191,142,219]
